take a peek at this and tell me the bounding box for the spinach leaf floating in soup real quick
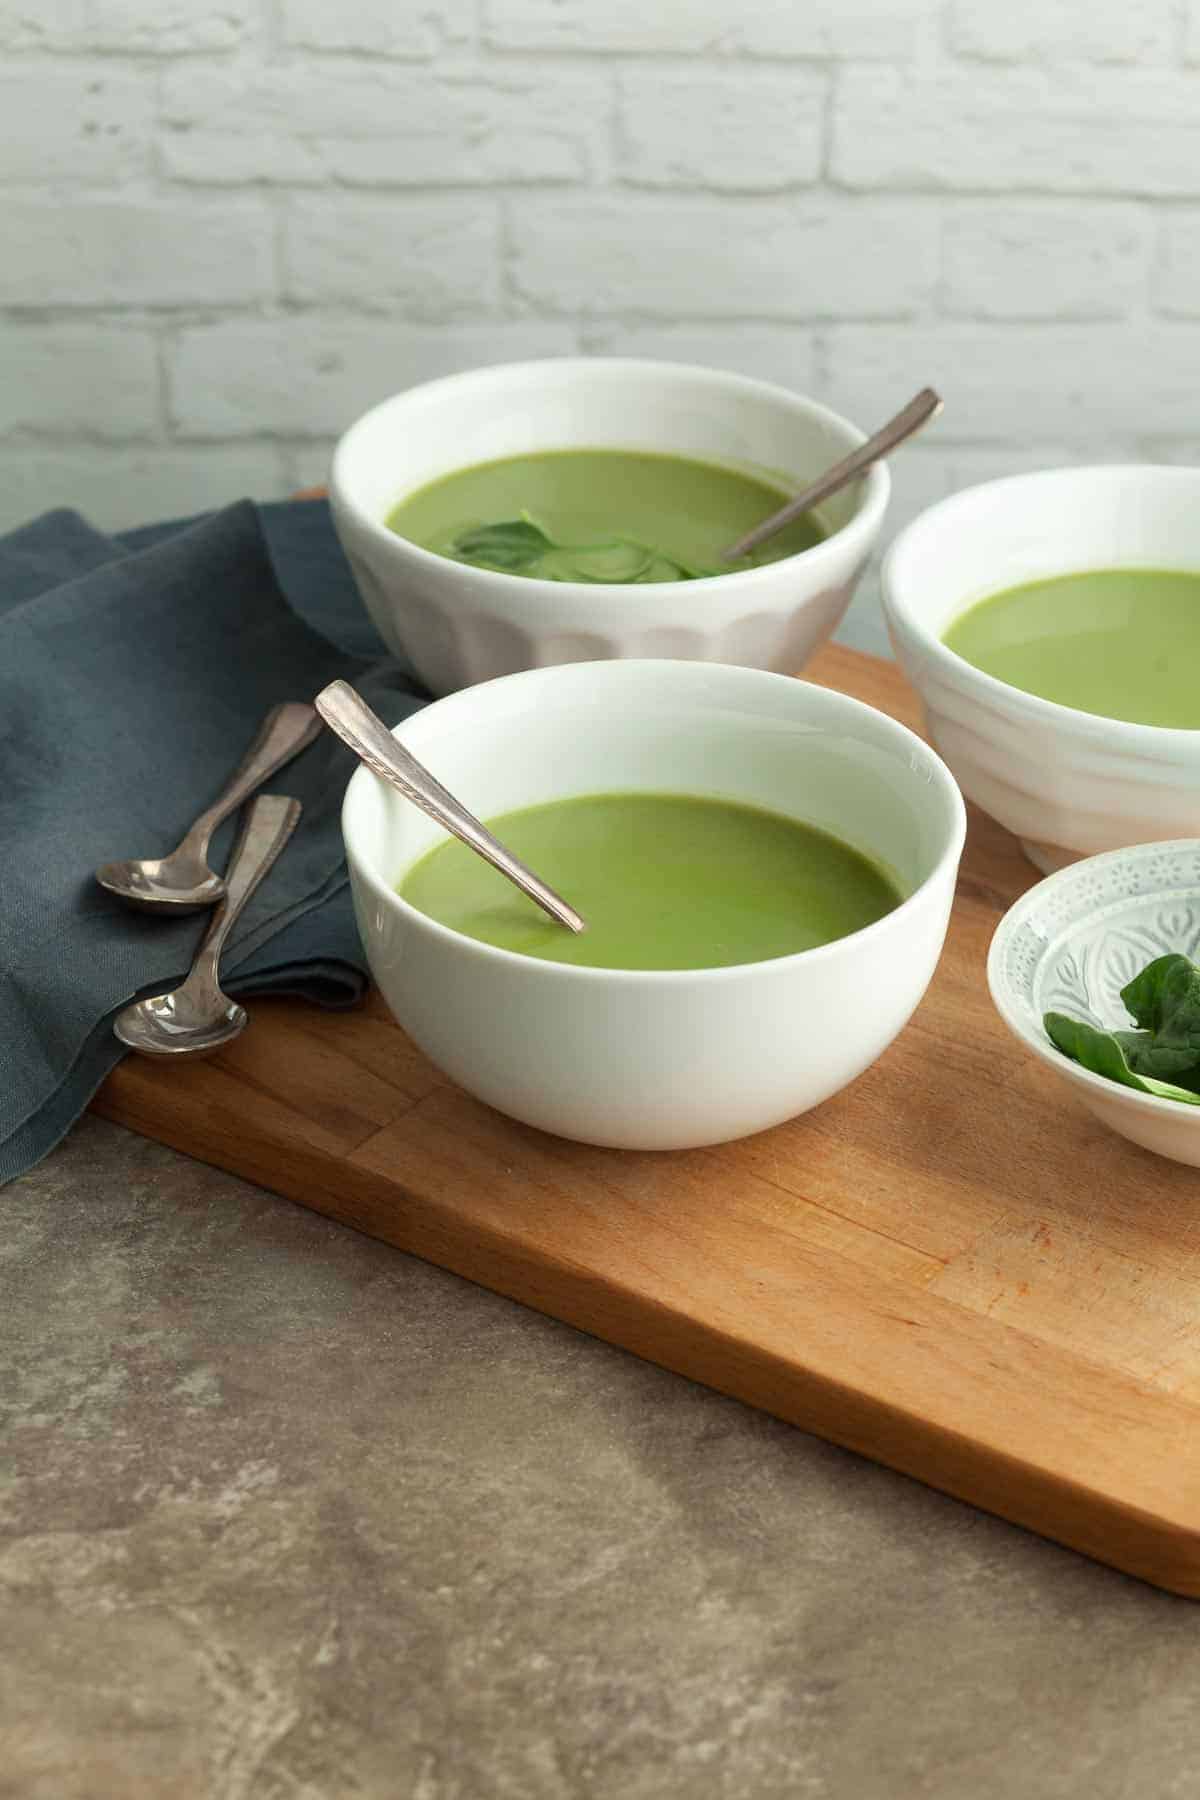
[1045,953,1200,1105]
[450,514,711,584]
[386,449,825,584]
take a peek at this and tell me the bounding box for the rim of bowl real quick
[987,836,1200,1123]
[882,464,1200,751]
[342,657,968,987]
[329,357,891,607]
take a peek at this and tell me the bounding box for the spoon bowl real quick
[113,987,248,1057]
[96,852,227,914]
[111,794,302,1060]
[96,702,320,913]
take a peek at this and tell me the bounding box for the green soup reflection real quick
[398,792,902,972]
[385,449,825,584]
[942,567,1200,728]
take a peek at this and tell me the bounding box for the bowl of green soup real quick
[882,465,1200,872]
[329,358,889,695]
[341,658,965,1150]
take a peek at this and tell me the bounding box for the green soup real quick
[398,792,901,971]
[385,449,824,583]
[942,567,1200,728]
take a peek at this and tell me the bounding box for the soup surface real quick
[385,449,825,583]
[398,791,901,971]
[942,567,1200,728]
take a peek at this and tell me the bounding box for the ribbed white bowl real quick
[330,358,889,696]
[882,465,1200,873]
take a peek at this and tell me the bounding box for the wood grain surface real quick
[93,644,1200,1596]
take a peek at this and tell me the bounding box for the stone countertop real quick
[5,1117,1200,1800]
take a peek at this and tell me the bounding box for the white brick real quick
[0,70,151,184]
[872,445,954,541]
[280,0,473,54]
[160,63,608,187]
[0,328,158,439]
[1136,436,1200,464]
[581,326,817,393]
[0,445,287,535]
[0,201,274,307]
[283,199,497,310]
[833,69,1200,196]
[284,444,331,492]
[1153,215,1200,316]
[824,324,1200,441]
[0,0,252,50]
[942,206,1149,320]
[485,0,923,58]
[837,445,955,656]
[512,199,935,319]
[948,0,1174,64]
[835,582,891,658]
[941,446,1096,487]
[168,321,579,438]
[618,72,823,192]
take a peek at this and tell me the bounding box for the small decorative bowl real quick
[988,840,1200,1166]
[329,358,889,696]
[882,465,1200,873]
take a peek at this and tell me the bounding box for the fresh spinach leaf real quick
[1117,953,1200,1076]
[451,518,553,571]
[1044,1010,1200,1105]
[449,511,716,583]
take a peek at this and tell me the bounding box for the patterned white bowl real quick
[988,840,1200,1166]
[330,358,889,696]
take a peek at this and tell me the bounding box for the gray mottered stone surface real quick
[4,1115,1200,1799]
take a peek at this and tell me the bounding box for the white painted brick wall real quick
[616,71,826,190]
[3,0,1200,658]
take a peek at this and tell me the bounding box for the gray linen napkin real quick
[0,498,426,1184]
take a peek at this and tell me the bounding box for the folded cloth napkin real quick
[0,497,427,1185]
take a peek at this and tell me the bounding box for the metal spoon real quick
[722,387,943,563]
[96,702,320,913]
[315,680,586,933]
[113,793,302,1058]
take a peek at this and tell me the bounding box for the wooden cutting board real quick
[93,644,1200,1597]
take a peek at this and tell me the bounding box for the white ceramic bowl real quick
[330,358,889,696]
[989,840,1200,1167]
[342,658,966,1151]
[882,465,1200,873]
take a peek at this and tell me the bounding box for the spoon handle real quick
[722,386,943,563]
[315,680,586,934]
[182,703,320,862]
[178,794,303,1011]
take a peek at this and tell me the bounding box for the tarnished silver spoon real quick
[315,680,585,933]
[722,387,943,562]
[96,702,320,913]
[113,793,301,1058]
